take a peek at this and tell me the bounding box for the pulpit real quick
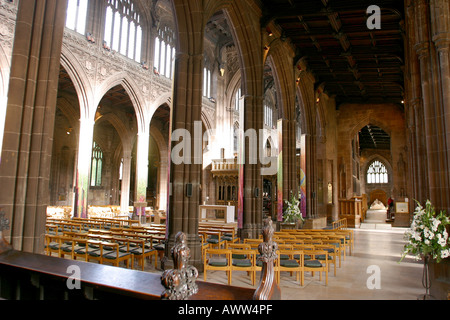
[338,197,362,228]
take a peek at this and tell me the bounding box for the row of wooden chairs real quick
[277,229,354,256]
[45,227,160,271]
[203,243,330,287]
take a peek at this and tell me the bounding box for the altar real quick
[199,205,235,223]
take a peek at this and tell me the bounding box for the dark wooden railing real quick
[0,218,279,301]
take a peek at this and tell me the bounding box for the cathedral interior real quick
[0,0,448,301]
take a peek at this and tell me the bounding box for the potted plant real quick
[400,200,450,299]
[282,192,304,229]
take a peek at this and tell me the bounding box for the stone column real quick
[405,0,429,204]
[73,119,94,218]
[276,118,298,223]
[0,0,68,252]
[413,0,450,212]
[164,51,204,270]
[134,131,150,222]
[238,95,264,239]
[120,149,132,215]
[430,0,450,213]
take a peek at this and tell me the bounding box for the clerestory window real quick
[66,0,89,35]
[154,26,176,79]
[104,0,142,62]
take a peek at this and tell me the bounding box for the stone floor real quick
[144,226,426,300]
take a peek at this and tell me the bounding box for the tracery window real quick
[154,26,176,79]
[234,87,241,111]
[367,160,389,184]
[264,103,273,127]
[90,142,103,187]
[104,0,142,62]
[66,0,88,34]
[203,67,212,98]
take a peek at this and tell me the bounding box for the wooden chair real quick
[101,239,133,269]
[303,249,329,286]
[128,238,158,270]
[230,248,257,286]
[276,249,304,286]
[314,244,337,276]
[72,238,90,262]
[203,248,231,285]
[45,234,69,257]
[203,231,226,249]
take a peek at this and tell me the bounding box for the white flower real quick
[424,239,430,245]
[438,237,446,247]
[441,250,450,259]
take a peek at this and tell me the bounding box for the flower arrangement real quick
[400,200,450,263]
[283,192,304,223]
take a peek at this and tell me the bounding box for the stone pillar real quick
[0,0,68,252]
[238,95,264,239]
[405,0,429,205]
[73,119,94,218]
[304,133,318,219]
[120,149,132,215]
[134,131,150,222]
[413,0,450,213]
[276,118,298,223]
[430,0,450,213]
[164,51,204,270]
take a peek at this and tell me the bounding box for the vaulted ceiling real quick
[260,0,405,108]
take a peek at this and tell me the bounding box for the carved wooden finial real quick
[253,218,281,300]
[0,209,12,254]
[161,232,199,300]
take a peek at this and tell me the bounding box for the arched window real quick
[154,26,176,79]
[233,122,239,153]
[264,103,273,127]
[234,87,241,111]
[203,67,212,98]
[91,142,103,187]
[66,0,89,34]
[104,0,142,62]
[367,160,389,184]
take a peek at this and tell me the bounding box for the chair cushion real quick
[280,259,300,268]
[222,236,233,241]
[208,257,228,267]
[154,244,165,250]
[232,253,247,259]
[304,260,323,268]
[232,259,252,267]
[207,238,219,244]
[317,254,332,260]
[48,242,60,250]
[280,254,290,260]
[130,247,155,255]
[104,251,131,259]
[61,244,73,252]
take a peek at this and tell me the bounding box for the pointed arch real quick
[95,72,147,132]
